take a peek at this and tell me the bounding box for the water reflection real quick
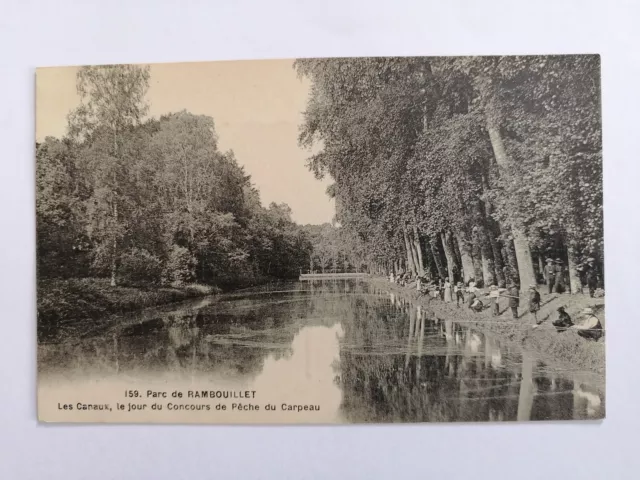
[38,279,604,423]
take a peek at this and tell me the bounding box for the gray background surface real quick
[1,0,638,478]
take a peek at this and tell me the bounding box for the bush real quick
[182,283,220,295]
[119,248,163,284]
[37,277,221,338]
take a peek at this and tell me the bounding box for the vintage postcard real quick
[36,56,604,424]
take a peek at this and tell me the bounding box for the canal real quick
[38,279,605,423]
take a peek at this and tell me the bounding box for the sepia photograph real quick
[36,55,604,424]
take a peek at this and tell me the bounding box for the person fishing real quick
[466,280,479,310]
[528,285,541,324]
[506,283,520,319]
[554,258,566,293]
[429,279,439,299]
[584,257,600,298]
[552,306,573,332]
[570,307,603,341]
[544,258,556,294]
[470,296,484,312]
[487,284,500,316]
[454,282,465,307]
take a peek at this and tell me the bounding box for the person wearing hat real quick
[470,296,484,312]
[528,284,541,324]
[553,258,566,294]
[443,277,453,303]
[437,277,445,301]
[484,285,500,316]
[544,258,556,294]
[454,281,465,307]
[466,280,480,309]
[552,306,573,332]
[571,307,603,341]
[584,257,600,298]
[507,283,520,319]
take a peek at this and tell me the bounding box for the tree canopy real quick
[296,55,602,290]
[37,65,312,288]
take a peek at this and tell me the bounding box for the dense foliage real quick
[301,223,369,273]
[295,55,603,291]
[37,65,312,290]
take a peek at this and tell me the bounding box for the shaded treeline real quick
[301,223,369,273]
[295,56,603,291]
[37,65,312,290]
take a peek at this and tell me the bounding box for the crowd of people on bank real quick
[542,256,603,298]
[387,257,604,342]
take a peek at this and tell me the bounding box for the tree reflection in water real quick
[336,285,603,423]
[38,279,604,422]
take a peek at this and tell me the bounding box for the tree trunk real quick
[567,244,582,294]
[422,244,431,279]
[479,226,496,286]
[446,230,461,279]
[111,128,119,287]
[403,229,417,275]
[421,236,436,279]
[440,231,456,282]
[538,255,545,283]
[110,237,117,287]
[490,239,505,284]
[481,251,492,287]
[471,239,484,285]
[408,232,421,275]
[487,122,537,288]
[512,228,537,288]
[481,179,506,286]
[453,235,463,273]
[456,233,475,284]
[110,201,118,287]
[504,240,520,286]
[412,225,426,277]
[487,229,505,286]
[429,237,447,279]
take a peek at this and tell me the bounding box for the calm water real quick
[38,279,605,423]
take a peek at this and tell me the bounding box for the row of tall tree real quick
[301,223,368,273]
[37,65,312,287]
[295,55,603,291]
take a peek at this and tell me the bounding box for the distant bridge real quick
[299,273,370,280]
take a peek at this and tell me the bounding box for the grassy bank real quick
[37,278,220,329]
[369,277,605,375]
